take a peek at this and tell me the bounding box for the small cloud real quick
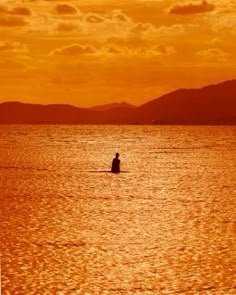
[169,0,215,15]
[147,44,176,56]
[0,15,27,26]
[103,45,128,55]
[101,43,176,57]
[0,5,8,14]
[132,22,156,36]
[210,14,236,33]
[0,41,28,52]
[9,7,32,16]
[50,44,97,56]
[197,48,229,62]
[157,24,185,35]
[85,13,105,24]
[111,10,131,23]
[56,22,78,32]
[211,37,224,44]
[54,4,78,15]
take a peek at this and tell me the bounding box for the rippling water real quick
[1,125,236,294]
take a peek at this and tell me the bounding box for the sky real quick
[0,0,236,107]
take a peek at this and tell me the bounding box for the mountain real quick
[90,102,136,111]
[0,80,235,124]
[137,80,236,124]
[0,101,135,124]
[0,102,99,124]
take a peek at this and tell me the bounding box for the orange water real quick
[1,125,235,294]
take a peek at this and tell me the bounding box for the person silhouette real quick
[111,152,120,173]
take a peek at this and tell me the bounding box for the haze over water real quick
[1,125,235,294]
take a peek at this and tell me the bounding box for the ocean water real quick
[0,125,235,295]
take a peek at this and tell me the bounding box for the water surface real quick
[1,125,235,294]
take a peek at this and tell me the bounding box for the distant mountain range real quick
[0,80,235,124]
[90,102,136,111]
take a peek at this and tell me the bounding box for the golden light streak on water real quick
[0,125,235,294]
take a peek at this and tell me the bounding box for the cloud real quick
[0,4,32,16]
[50,44,97,56]
[18,5,185,44]
[102,44,130,56]
[54,4,78,15]
[211,37,224,44]
[0,41,28,52]
[103,43,176,57]
[149,44,176,55]
[9,7,32,16]
[131,22,185,41]
[49,42,177,58]
[197,48,229,62]
[0,15,27,26]
[0,5,8,14]
[169,0,215,15]
[98,42,177,58]
[56,22,78,32]
[84,13,106,24]
[111,10,132,23]
[157,24,185,35]
[213,0,236,13]
[74,10,134,42]
[140,44,177,58]
[133,22,156,33]
[209,14,236,33]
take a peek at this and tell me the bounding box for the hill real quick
[137,80,236,124]
[90,102,136,111]
[0,80,235,124]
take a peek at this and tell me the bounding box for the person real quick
[111,152,120,173]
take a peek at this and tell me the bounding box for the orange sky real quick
[0,0,236,107]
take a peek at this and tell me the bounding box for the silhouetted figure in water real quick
[111,153,120,173]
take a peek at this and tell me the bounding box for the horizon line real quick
[0,78,235,109]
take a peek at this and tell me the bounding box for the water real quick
[0,125,235,295]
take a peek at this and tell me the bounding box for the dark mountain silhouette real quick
[0,101,135,124]
[0,80,235,124]
[137,79,236,124]
[90,101,136,111]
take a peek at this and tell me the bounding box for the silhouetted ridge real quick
[90,101,136,111]
[138,80,236,124]
[0,80,235,124]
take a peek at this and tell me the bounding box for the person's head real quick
[115,152,119,158]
